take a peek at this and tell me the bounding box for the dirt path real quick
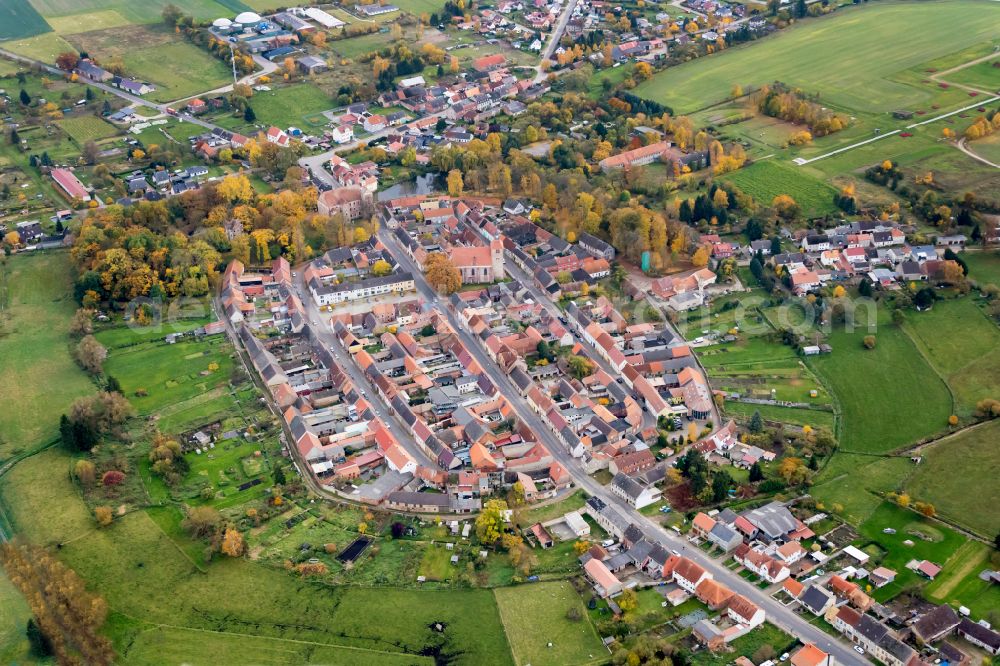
[929,51,1000,95]
[957,137,1000,168]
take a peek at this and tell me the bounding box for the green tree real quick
[244,105,256,123]
[26,619,52,657]
[749,461,764,483]
[711,471,732,502]
[19,89,30,106]
[566,355,595,379]
[475,499,508,546]
[748,410,764,434]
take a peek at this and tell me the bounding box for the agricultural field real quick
[854,502,966,603]
[905,419,1000,539]
[0,449,516,665]
[903,296,1000,417]
[494,581,604,666]
[807,307,950,454]
[393,0,447,14]
[1,30,76,62]
[720,160,839,218]
[28,0,244,25]
[0,252,94,462]
[46,9,132,33]
[940,56,1000,92]
[634,1,999,115]
[56,114,121,144]
[64,25,234,103]
[0,0,51,40]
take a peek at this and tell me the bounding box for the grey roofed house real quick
[297,55,327,73]
[626,539,654,566]
[387,490,450,508]
[585,496,631,539]
[800,585,833,615]
[646,544,669,570]
[716,508,738,525]
[509,366,532,393]
[611,473,650,503]
[708,522,742,551]
[692,619,723,644]
[623,523,644,547]
[957,618,1000,655]
[741,501,798,541]
[912,604,960,644]
[578,231,615,260]
[127,177,149,192]
[604,551,632,572]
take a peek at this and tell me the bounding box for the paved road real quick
[0,48,280,134]
[500,260,657,431]
[290,272,437,468]
[379,227,865,665]
[534,0,581,82]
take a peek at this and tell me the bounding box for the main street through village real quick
[373,228,868,666]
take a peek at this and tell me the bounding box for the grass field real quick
[0,571,32,665]
[807,308,950,454]
[29,0,240,24]
[811,453,913,525]
[855,502,966,602]
[56,115,121,144]
[243,84,334,129]
[965,251,1000,286]
[495,582,603,666]
[723,401,835,432]
[967,132,1000,165]
[65,26,233,103]
[332,31,394,59]
[692,622,793,666]
[122,627,431,666]
[903,297,1000,417]
[0,252,93,462]
[720,159,839,218]
[100,336,236,416]
[1,31,76,62]
[943,56,1000,92]
[393,0,446,14]
[634,1,1000,114]
[1,449,515,664]
[906,419,1000,538]
[924,541,1000,621]
[46,9,131,33]
[0,0,51,40]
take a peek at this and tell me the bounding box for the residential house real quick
[957,618,1000,655]
[609,472,661,509]
[584,557,623,597]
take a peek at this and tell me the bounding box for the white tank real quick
[234,11,262,25]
